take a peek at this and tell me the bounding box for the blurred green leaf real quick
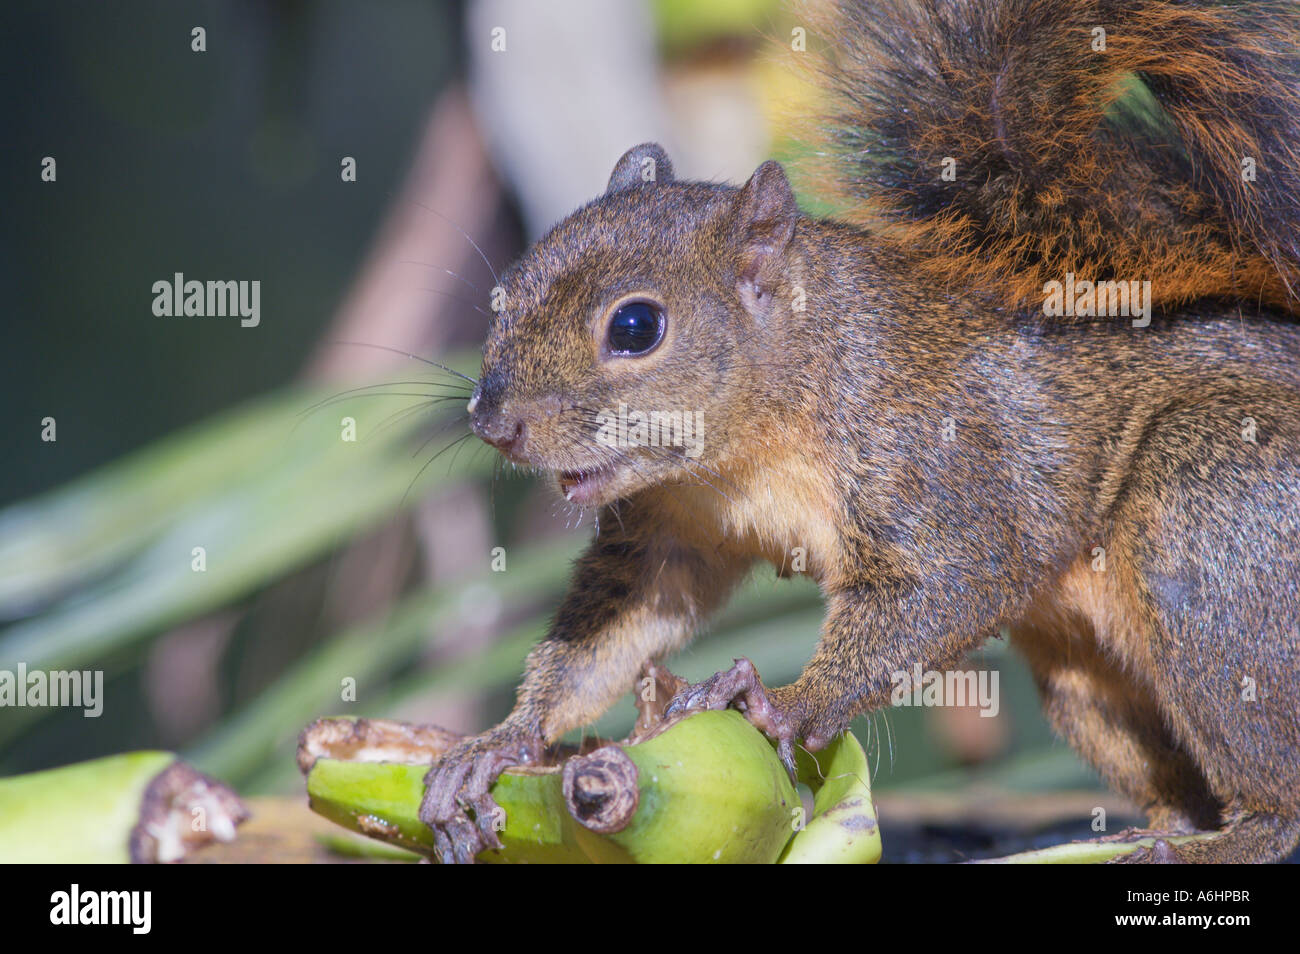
[0,359,484,744]
[188,537,582,784]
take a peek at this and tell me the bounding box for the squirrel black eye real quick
[606,301,665,356]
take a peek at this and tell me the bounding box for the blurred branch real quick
[305,85,501,380]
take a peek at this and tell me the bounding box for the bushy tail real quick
[808,0,1300,313]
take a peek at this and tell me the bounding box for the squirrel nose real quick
[472,409,526,456]
[469,371,527,455]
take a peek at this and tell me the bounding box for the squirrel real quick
[419,0,1300,863]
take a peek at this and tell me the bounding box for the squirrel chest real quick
[653,445,842,586]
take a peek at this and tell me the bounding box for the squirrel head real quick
[469,142,803,507]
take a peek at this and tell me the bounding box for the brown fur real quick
[420,1,1300,864]
[802,0,1300,312]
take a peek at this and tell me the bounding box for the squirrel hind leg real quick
[1112,392,1300,820]
[1012,607,1300,862]
[1010,604,1221,835]
[1067,388,1300,861]
[1110,812,1300,865]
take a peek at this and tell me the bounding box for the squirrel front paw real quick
[419,727,544,864]
[665,657,834,777]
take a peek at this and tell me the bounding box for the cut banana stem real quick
[0,752,248,863]
[566,709,800,863]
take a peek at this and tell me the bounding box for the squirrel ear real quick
[735,160,799,315]
[606,143,675,193]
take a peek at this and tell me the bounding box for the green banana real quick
[303,709,882,864]
[781,731,881,864]
[0,752,248,863]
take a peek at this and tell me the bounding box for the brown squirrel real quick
[420,0,1300,863]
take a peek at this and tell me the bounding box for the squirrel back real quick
[802,0,1300,313]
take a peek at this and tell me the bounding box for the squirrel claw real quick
[1108,837,1189,864]
[420,732,540,864]
[666,657,801,778]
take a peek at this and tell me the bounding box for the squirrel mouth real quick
[557,463,618,503]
